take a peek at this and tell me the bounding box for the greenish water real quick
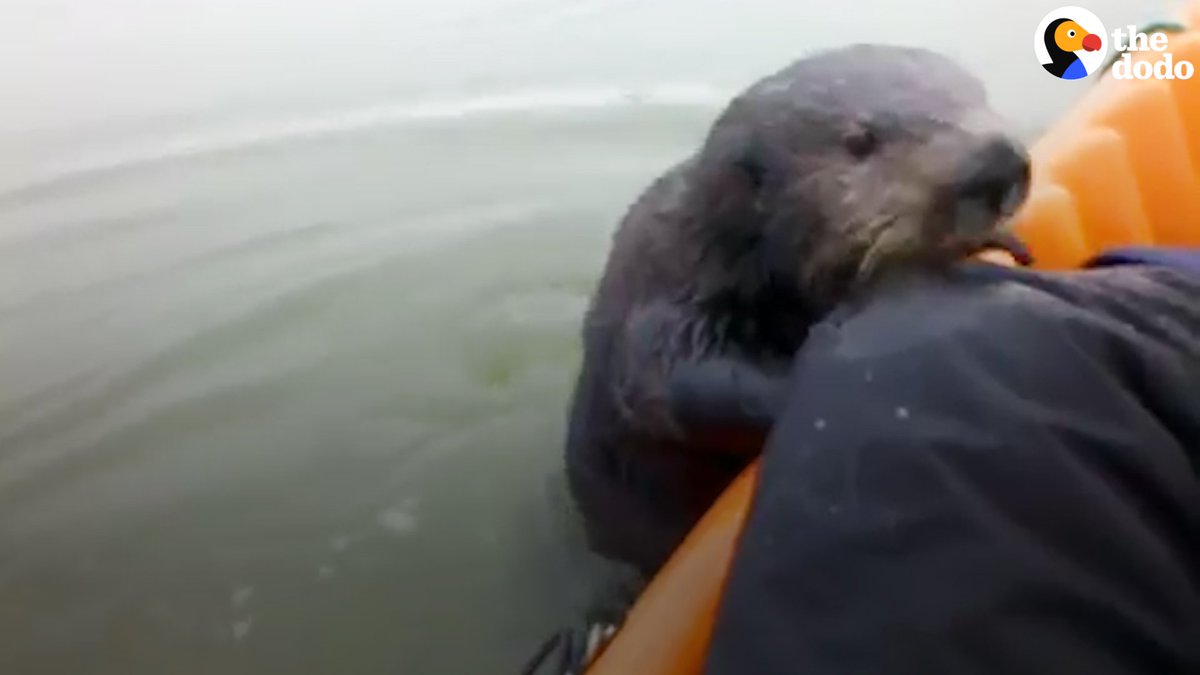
[0,0,1182,673]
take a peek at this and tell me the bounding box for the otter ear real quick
[700,125,767,190]
[711,153,770,234]
[709,138,773,225]
[731,148,767,190]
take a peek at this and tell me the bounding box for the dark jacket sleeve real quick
[703,262,1200,675]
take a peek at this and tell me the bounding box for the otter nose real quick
[955,137,1031,219]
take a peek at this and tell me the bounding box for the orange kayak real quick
[585,6,1200,674]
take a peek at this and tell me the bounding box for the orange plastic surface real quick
[584,467,759,675]
[585,8,1200,673]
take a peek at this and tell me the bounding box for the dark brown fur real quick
[565,44,1031,577]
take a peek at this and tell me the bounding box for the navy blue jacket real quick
[704,250,1200,675]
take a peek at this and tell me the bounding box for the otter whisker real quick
[855,217,911,282]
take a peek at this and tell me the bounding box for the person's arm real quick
[703,262,1200,675]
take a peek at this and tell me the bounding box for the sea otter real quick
[564,44,1032,578]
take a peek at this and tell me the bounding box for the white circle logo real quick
[1035,7,1109,80]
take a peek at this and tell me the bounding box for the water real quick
[0,1,1180,673]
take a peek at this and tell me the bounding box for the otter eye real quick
[843,127,879,159]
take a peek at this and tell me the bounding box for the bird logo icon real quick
[1036,8,1109,80]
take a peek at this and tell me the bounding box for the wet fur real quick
[565,44,1030,577]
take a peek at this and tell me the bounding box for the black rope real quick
[517,621,623,675]
[560,628,585,675]
[518,630,565,675]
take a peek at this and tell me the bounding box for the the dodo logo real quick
[1035,7,1108,80]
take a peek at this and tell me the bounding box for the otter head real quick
[688,44,1030,314]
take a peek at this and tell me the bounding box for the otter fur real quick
[564,44,1032,578]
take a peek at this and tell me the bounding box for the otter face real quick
[694,44,1030,307]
